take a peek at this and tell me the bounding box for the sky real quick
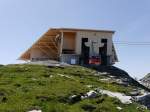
[0,0,150,79]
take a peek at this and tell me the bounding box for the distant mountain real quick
[140,73,150,89]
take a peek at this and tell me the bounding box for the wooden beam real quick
[59,31,64,57]
[33,46,58,55]
[44,45,59,57]
[39,47,50,57]
[49,36,59,50]
[37,38,59,50]
[34,44,57,47]
[38,42,56,44]
[38,47,56,58]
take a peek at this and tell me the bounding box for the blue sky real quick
[0,0,150,78]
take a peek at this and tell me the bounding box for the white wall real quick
[75,31,113,56]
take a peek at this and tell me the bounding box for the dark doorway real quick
[99,39,107,65]
[81,38,89,64]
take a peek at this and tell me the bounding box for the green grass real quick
[0,64,148,112]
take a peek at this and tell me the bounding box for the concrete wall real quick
[60,54,80,64]
[75,31,114,64]
[75,31,113,55]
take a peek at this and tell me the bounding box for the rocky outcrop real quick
[135,94,150,109]
[28,110,42,112]
[88,65,150,92]
[140,73,150,89]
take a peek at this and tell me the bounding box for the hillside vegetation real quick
[0,64,149,112]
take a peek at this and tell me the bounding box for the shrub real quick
[81,104,96,112]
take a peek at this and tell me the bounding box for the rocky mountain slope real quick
[0,64,149,112]
[140,73,150,89]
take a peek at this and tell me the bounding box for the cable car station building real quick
[19,28,118,65]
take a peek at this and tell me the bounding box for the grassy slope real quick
[0,64,149,112]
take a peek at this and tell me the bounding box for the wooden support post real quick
[59,31,64,57]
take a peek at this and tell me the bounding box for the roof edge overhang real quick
[50,28,115,33]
